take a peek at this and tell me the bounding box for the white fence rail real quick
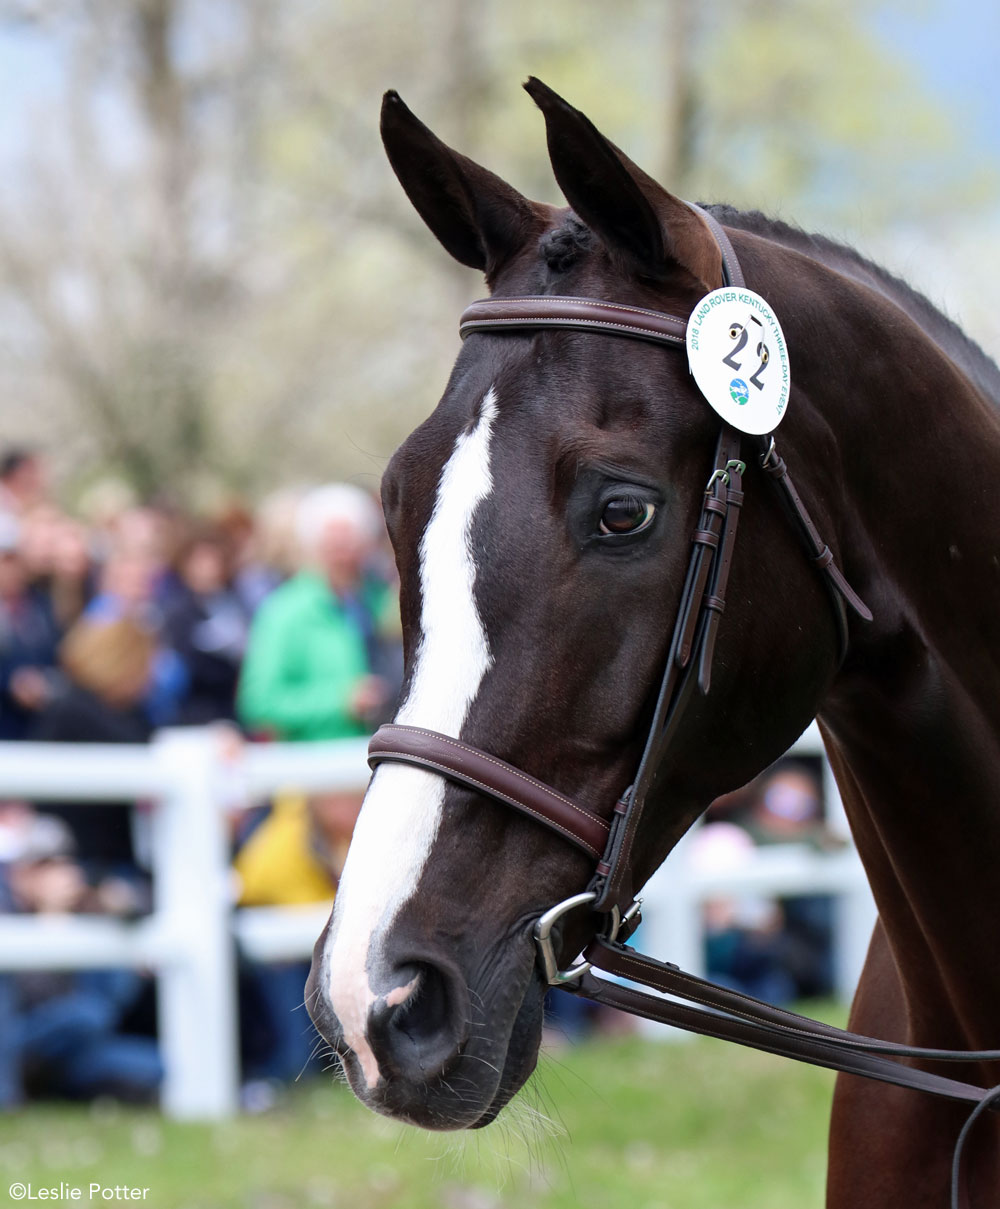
[0,723,875,1117]
[639,723,877,1029]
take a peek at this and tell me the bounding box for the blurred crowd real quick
[0,446,842,1109]
[689,761,843,1005]
[0,447,403,1111]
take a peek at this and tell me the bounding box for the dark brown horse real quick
[306,79,1000,1206]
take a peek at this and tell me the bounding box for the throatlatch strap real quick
[759,439,873,622]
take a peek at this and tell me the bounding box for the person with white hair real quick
[234,485,397,1089]
[236,484,394,741]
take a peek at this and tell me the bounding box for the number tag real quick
[686,288,791,435]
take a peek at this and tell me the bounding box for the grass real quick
[0,1011,844,1209]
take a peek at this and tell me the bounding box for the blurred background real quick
[0,0,997,502]
[0,2,996,1207]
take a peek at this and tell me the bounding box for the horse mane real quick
[539,207,1000,406]
[703,203,1000,407]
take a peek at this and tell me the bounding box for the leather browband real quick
[460,295,687,348]
[458,201,741,351]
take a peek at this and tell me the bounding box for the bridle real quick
[366,205,1000,1206]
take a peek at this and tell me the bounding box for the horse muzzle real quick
[306,916,546,1130]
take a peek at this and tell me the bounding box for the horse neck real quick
[810,260,1000,1046]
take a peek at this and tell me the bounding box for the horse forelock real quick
[538,214,595,273]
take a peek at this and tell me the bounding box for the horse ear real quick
[524,77,722,290]
[381,91,543,279]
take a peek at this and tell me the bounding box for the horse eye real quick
[599,496,656,536]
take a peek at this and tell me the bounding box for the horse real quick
[306,78,1000,1207]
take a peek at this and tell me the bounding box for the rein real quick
[367,206,1000,1205]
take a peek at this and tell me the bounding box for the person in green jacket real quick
[237,484,395,741]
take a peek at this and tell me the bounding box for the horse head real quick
[306,80,851,1130]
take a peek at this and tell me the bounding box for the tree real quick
[0,0,990,500]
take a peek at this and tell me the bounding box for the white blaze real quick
[323,389,498,1087]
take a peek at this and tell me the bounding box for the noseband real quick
[366,206,1000,1204]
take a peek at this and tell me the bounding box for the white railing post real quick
[151,729,239,1119]
[833,871,879,1002]
[633,831,704,1040]
[0,726,881,1091]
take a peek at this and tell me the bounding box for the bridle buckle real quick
[533,891,642,985]
[705,459,746,493]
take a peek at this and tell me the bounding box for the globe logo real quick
[729,378,750,406]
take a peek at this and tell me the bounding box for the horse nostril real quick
[367,961,469,1083]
